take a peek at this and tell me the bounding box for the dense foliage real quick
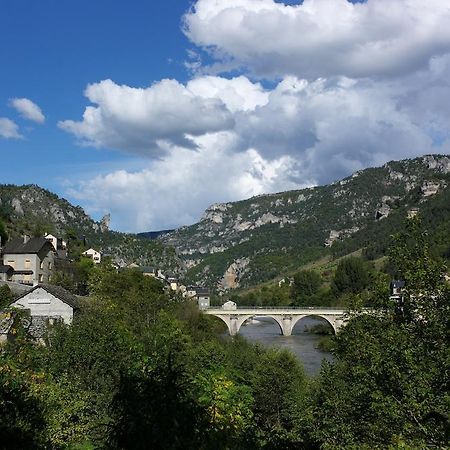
[0,219,448,449]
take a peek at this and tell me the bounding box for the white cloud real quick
[10,98,45,123]
[59,78,235,156]
[64,55,450,230]
[68,133,302,232]
[183,0,450,79]
[62,2,450,231]
[0,118,22,139]
[187,75,268,112]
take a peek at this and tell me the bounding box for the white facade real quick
[11,286,75,324]
[82,248,101,264]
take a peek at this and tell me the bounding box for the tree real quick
[310,219,450,448]
[251,349,309,448]
[0,285,13,309]
[0,217,8,246]
[331,256,370,296]
[291,270,322,306]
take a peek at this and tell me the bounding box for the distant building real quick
[165,272,178,291]
[196,287,210,310]
[2,236,55,285]
[390,280,405,298]
[186,285,211,309]
[222,300,237,310]
[140,266,156,277]
[82,248,101,264]
[44,233,68,259]
[407,208,419,219]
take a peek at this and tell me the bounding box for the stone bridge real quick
[204,307,349,336]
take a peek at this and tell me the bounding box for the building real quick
[196,287,210,310]
[186,285,211,309]
[44,233,68,259]
[9,284,79,340]
[2,236,55,285]
[0,265,14,282]
[390,280,405,298]
[165,272,178,291]
[82,248,101,264]
[140,266,156,277]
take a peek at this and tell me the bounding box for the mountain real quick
[0,184,180,270]
[160,155,450,290]
[137,229,174,240]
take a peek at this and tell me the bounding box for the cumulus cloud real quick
[64,55,450,230]
[10,98,45,123]
[183,0,450,79]
[0,118,22,139]
[59,78,235,155]
[63,1,450,231]
[68,133,302,232]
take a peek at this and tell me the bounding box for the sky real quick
[1,0,450,232]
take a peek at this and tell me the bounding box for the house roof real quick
[0,265,14,274]
[391,280,406,289]
[196,287,210,296]
[140,266,156,273]
[12,284,80,309]
[3,237,54,255]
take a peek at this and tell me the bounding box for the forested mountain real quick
[159,155,450,289]
[0,184,179,270]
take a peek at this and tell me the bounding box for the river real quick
[236,316,334,376]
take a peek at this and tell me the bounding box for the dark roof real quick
[13,270,33,275]
[139,266,156,273]
[3,237,54,255]
[0,265,14,274]
[12,284,80,309]
[196,287,210,296]
[391,280,406,289]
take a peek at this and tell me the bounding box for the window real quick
[48,262,52,270]
[40,260,44,269]
[39,274,44,282]
[25,259,31,269]
[7,260,15,269]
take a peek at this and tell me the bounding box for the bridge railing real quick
[206,306,347,311]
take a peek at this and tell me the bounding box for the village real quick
[0,233,211,343]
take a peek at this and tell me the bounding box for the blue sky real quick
[1,0,450,232]
[0,0,191,186]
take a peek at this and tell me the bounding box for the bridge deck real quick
[205,307,347,315]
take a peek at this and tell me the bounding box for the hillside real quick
[0,184,180,270]
[159,155,450,290]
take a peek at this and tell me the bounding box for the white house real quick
[9,284,79,340]
[82,248,101,264]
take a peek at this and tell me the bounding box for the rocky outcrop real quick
[157,155,450,289]
[100,214,111,232]
[220,258,250,290]
[421,181,441,197]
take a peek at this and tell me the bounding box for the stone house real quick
[2,236,55,285]
[140,266,156,277]
[9,284,79,340]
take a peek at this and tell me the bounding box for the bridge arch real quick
[290,314,340,335]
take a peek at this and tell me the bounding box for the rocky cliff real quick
[0,184,179,270]
[160,155,450,289]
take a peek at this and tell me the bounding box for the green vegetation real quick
[164,155,450,290]
[0,184,180,270]
[1,218,448,449]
